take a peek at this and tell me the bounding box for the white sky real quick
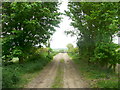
[50,1,77,49]
[50,1,119,49]
[113,35,118,44]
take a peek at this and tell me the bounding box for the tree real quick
[66,2,119,68]
[2,2,61,63]
[66,43,74,52]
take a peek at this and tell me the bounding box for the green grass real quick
[69,53,118,88]
[51,51,59,57]
[60,59,64,63]
[97,79,118,88]
[51,59,64,88]
[2,52,54,88]
[17,69,42,88]
[0,67,2,89]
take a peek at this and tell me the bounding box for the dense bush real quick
[91,43,120,70]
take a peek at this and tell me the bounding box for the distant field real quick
[53,48,68,50]
[52,48,68,51]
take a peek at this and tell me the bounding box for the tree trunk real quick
[19,56,24,63]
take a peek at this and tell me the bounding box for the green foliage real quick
[13,49,22,57]
[97,79,118,88]
[2,65,21,88]
[51,50,59,56]
[2,2,61,62]
[66,43,74,50]
[59,49,65,53]
[66,2,119,68]
[2,49,52,88]
[91,43,120,69]
[72,47,79,53]
[70,53,118,88]
[66,43,74,52]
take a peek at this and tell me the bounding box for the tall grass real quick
[69,53,118,88]
[2,51,54,88]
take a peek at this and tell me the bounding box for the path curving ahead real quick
[26,53,89,88]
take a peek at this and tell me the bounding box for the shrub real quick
[97,80,118,88]
[2,65,21,88]
[91,42,120,70]
[2,48,53,88]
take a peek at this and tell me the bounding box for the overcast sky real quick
[50,1,77,49]
[50,1,118,49]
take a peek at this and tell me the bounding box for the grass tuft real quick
[51,59,64,88]
[2,52,54,88]
[69,53,118,88]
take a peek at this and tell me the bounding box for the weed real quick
[60,59,64,63]
[51,60,64,88]
[69,53,118,88]
[2,52,53,88]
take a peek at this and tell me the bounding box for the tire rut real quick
[63,53,89,88]
[26,53,89,88]
[26,54,60,88]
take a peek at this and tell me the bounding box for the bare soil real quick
[26,53,89,88]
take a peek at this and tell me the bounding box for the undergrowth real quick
[2,51,56,88]
[69,53,118,88]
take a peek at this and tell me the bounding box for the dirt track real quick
[26,53,89,88]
